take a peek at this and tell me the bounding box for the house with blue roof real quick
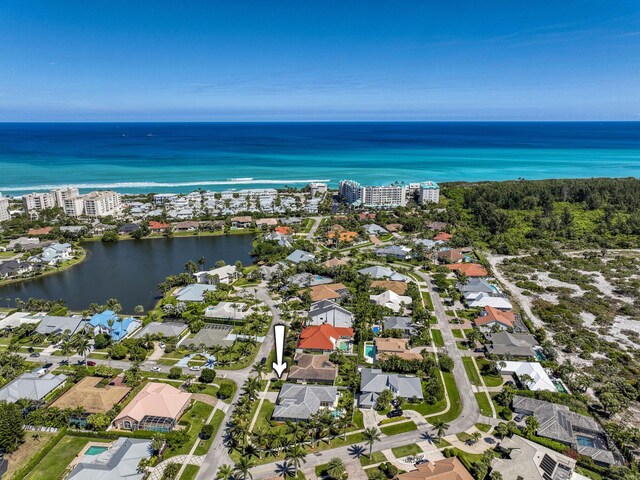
[89,310,140,342]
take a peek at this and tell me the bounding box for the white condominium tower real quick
[83,190,121,217]
[0,194,10,222]
[418,181,440,204]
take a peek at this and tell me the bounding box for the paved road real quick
[305,216,324,241]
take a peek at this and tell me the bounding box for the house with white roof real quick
[272,384,339,421]
[0,311,46,330]
[308,300,354,328]
[286,249,316,264]
[193,265,239,284]
[67,437,152,480]
[499,361,556,392]
[363,224,388,235]
[204,301,254,322]
[464,291,513,309]
[29,242,72,266]
[357,265,408,282]
[370,290,412,313]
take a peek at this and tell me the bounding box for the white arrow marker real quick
[272,324,288,379]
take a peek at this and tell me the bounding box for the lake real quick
[0,234,255,313]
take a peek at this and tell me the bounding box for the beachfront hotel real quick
[339,179,439,208]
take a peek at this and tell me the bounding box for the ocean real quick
[1,122,639,195]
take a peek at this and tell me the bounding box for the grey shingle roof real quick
[273,384,337,421]
[357,266,408,282]
[286,249,316,264]
[67,437,152,480]
[35,315,85,335]
[359,368,423,407]
[133,322,187,339]
[0,372,67,403]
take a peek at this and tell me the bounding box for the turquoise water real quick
[364,344,376,360]
[85,446,109,455]
[1,122,639,195]
[577,435,596,448]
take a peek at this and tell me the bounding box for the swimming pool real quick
[577,435,596,448]
[372,325,380,335]
[364,343,376,363]
[86,445,109,455]
[553,380,569,394]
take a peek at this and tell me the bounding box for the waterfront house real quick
[358,265,408,282]
[172,220,199,232]
[397,458,473,480]
[204,301,254,322]
[193,265,239,284]
[383,316,415,337]
[113,382,191,432]
[174,283,217,302]
[0,311,46,330]
[272,384,339,421]
[370,290,412,313]
[255,218,278,228]
[308,300,354,328]
[28,242,72,266]
[7,237,39,250]
[358,368,423,408]
[512,396,616,466]
[288,353,338,384]
[89,310,140,342]
[298,324,353,352]
[498,362,556,392]
[148,220,171,233]
[35,314,86,336]
[0,371,67,403]
[66,437,152,480]
[484,331,539,358]
[133,322,187,339]
[286,249,316,264]
[0,260,34,278]
[474,306,516,331]
[230,216,253,228]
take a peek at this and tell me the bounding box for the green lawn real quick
[431,329,444,347]
[194,409,226,455]
[166,401,214,457]
[179,465,200,480]
[353,408,364,429]
[475,392,494,417]
[391,443,422,458]
[475,423,492,433]
[462,357,482,386]
[483,375,504,387]
[252,400,277,431]
[427,372,462,424]
[379,421,417,436]
[25,435,111,480]
[359,451,387,467]
[451,329,464,339]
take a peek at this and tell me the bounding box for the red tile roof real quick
[275,226,292,235]
[298,324,353,351]
[148,221,171,230]
[433,232,453,242]
[27,227,52,236]
[475,306,516,328]
[445,263,488,277]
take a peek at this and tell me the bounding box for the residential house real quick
[383,316,415,337]
[370,290,412,313]
[29,242,72,266]
[363,224,388,236]
[7,237,40,250]
[308,300,354,328]
[117,223,140,235]
[172,221,199,232]
[464,292,512,310]
[445,263,488,277]
[358,265,408,282]
[303,283,349,302]
[484,331,539,358]
[66,437,152,480]
[359,368,423,408]
[230,216,253,228]
[113,382,191,432]
[433,232,452,242]
[148,221,171,233]
[375,337,422,361]
[288,353,338,385]
[204,302,254,322]
[275,225,293,235]
[0,311,45,330]
[287,273,333,288]
[51,376,131,413]
[0,371,67,403]
[272,384,339,421]
[0,260,35,278]
[512,396,616,466]
[35,315,86,336]
[322,257,349,269]
[264,231,292,248]
[27,227,53,236]
[286,249,316,264]
[498,362,556,392]
[375,245,412,260]
[327,230,358,245]
[385,223,403,233]
[457,278,496,294]
[89,311,140,342]
[436,248,472,264]
[133,322,187,339]
[255,218,278,228]
[371,280,408,295]
[397,457,473,480]
[427,221,449,231]
[174,283,218,302]
[491,435,577,480]
[474,306,516,331]
[298,324,353,352]
[193,265,240,284]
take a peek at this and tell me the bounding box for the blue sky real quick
[1,1,639,121]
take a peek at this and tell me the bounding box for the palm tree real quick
[215,464,234,480]
[162,462,180,479]
[326,457,347,480]
[141,333,155,350]
[270,429,290,454]
[471,431,482,444]
[75,336,91,362]
[433,420,450,440]
[362,427,381,458]
[284,444,307,476]
[60,340,73,363]
[151,434,164,454]
[233,456,255,480]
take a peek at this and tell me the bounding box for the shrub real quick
[217,383,234,399]
[168,367,182,379]
[199,368,216,383]
[200,424,214,439]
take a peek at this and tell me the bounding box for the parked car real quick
[159,342,166,349]
[151,366,162,372]
[484,437,495,444]
[415,459,429,465]
[29,352,40,358]
[189,366,201,371]
[86,361,97,366]
[387,409,403,418]
[514,414,524,422]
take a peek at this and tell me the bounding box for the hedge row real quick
[11,428,68,480]
[67,428,164,440]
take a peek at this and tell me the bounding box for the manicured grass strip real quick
[475,423,492,433]
[456,432,473,442]
[353,408,364,429]
[25,435,110,480]
[180,465,200,480]
[359,451,387,467]
[482,375,503,387]
[433,438,451,448]
[475,392,494,417]
[422,292,434,311]
[194,409,226,455]
[431,329,444,347]
[391,443,422,458]
[462,357,482,386]
[427,372,462,424]
[253,400,276,431]
[451,329,464,339]
[380,420,417,436]
[166,401,214,457]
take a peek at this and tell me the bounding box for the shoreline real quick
[0,247,87,288]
